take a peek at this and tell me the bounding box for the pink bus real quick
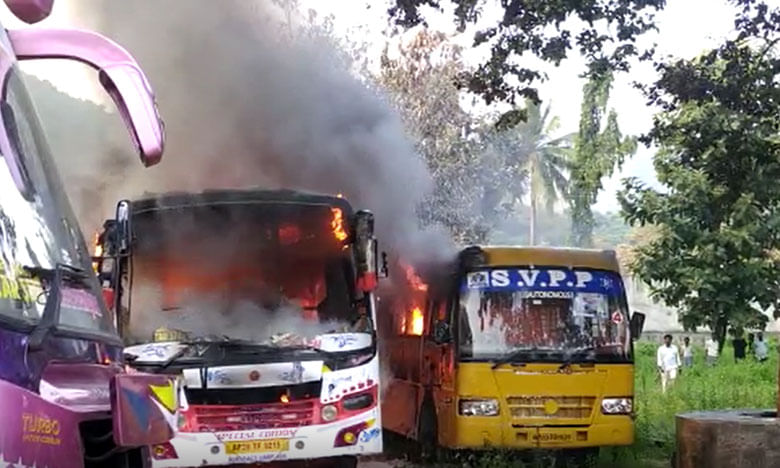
[0,1,179,467]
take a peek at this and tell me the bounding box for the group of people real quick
[656,332,770,393]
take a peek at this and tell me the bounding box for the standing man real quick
[681,336,694,368]
[705,333,719,366]
[754,332,769,363]
[733,330,747,362]
[657,334,682,394]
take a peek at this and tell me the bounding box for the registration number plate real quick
[224,438,289,454]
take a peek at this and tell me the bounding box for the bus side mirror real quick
[630,311,645,341]
[8,28,164,166]
[379,251,389,279]
[355,210,380,292]
[3,0,53,24]
[115,200,131,254]
[433,320,451,344]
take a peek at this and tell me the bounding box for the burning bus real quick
[380,246,646,464]
[92,189,385,467]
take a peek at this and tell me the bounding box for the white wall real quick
[625,276,780,332]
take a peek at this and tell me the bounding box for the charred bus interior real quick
[99,190,374,347]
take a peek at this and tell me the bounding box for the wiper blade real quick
[22,263,88,284]
[558,348,597,370]
[491,348,541,370]
[284,344,334,356]
[26,264,89,350]
[183,337,280,354]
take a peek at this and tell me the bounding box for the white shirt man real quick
[754,333,769,362]
[705,336,719,365]
[681,337,693,367]
[657,335,681,393]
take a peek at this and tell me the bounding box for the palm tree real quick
[511,100,573,245]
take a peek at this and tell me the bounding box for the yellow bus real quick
[380,246,645,464]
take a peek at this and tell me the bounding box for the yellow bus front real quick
[449,362,634,449]
[437,253,637,451]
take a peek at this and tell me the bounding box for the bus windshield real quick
[0,66,112,336]
[125,202,366,345]
[458,267,631,363]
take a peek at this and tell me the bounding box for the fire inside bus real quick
[93,189,385,468]
[380,246,645,464]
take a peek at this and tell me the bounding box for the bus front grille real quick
[506,396,596,419]
[186,400,316,431]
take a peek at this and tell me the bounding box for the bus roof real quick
[462,245,620,272]
[128,189,354,216]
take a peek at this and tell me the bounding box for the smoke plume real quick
[57,0,454,265]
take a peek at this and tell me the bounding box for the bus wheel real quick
[417,400,438,463]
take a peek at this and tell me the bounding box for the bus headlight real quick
[601,397,632,415]
[321,404,338,422]
[459,398,499,416]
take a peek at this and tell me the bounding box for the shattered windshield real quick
[458,267,631,363]
[124,202,371,346]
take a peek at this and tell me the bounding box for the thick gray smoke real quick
[61,0,454,264]
[126,284,352,345]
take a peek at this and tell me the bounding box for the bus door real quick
[424,298,456,445]
[382,297,425,437]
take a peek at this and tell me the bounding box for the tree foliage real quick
[387,0,665,127]
[619,1,780,344]
[569,65,636,247]
[378,30,513,243]
[490,99,572,244]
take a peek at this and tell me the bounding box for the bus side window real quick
[425,299,435,336]
[450,291,474,356]
[395,300,407,336]
[437,299,447,321]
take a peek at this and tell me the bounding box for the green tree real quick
[387,0,666,127]
[378,30,513,243]
[494,99,572,245]
[592,211,632,249]
[569,64,636,247]
[619,1,780,347]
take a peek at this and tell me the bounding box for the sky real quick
[299,0,745,212]
[0,0,771,212]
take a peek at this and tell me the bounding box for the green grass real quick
[603,340,777,467]
[397,340,778,467]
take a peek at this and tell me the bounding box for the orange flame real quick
[409,307,424,336]
[331,208,348,242]
[281,394,290,404]
[402,263,428,292]
[92,232,103,274]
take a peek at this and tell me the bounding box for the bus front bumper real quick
[148,407,382,467]
[451,416,634,449]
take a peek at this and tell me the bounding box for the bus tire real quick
[417,398,438,463]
